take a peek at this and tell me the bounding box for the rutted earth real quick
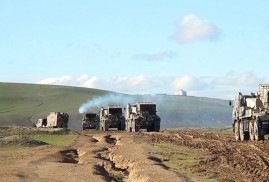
[1,129,269,182]
[0,130,189,182]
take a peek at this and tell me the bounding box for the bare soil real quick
[1,128,269,182]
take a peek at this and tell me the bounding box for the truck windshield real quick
[140,104,156,115]
[85,114,96,119]
[109,108,122,115]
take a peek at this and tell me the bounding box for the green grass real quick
[109,172,124,181]
[154,143,215,182]
[0,135,75,152]
[201,128,233,136]
[0,82,108,129]
[156,143,204,166]
[30,134,76,146]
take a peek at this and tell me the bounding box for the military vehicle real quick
[125,102,161,132]
[258,84,269,108]
[46,112,69,128]
[82,113,99,130]
[99,105,125,131]
[231,84,269,141]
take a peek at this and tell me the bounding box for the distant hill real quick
[0,82,232,130]
[0,82,108,129]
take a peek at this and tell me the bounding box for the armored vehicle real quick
[125,102,160,132]
[46,112,69,128]
[82,113,99,130]
[258,84,269,108]
[231,84,269,141]
[99,105,125,131]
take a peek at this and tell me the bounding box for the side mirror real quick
[229,100,232,106]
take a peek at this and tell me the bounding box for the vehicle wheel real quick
[254,121,264,141]
[122,123,125,131]
[132,123,136,132]
[249,121,255,141]
[239,121,247,141]
[118,124,121,131]
[234,121,240,141]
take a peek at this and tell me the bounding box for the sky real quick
[1,0,269,99]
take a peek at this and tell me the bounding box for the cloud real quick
[83,76,98,88]
[77,74,88,82]
[172,75,208,91]
[212,73,262,87]
[132,51,178,61]
[36,74,212,95]
[36,74,164,93]
[76,74,99,88]
[172,14,220,43]
[100,75,165,93]
[36,75,72,85]
[35,73,263,99]
[36,74,99,88]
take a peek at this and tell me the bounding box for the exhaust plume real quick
[78,93,231,129]
[78,93,135,113]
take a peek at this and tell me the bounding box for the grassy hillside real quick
[153,95,231,128]
[0,82,107,129]
[0,82,232,129]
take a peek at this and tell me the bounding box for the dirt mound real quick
[0,135,47,147]
[139,129,269,182]
[60,149,79,164]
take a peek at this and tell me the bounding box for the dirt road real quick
[0,131,189,182]
[1,129,269,182]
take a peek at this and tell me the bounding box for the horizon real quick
[1,1,269,99]
[0,81,237,101]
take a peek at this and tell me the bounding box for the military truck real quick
[82,113,99,130]
[46,112,69,128]
[125,102,161,132]
[99,105,125,131]
[231,84,269,141]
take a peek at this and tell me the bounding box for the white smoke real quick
[78,93,231,128]
[78,93,136,113]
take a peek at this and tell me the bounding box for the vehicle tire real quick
[234,121,240,141]
[239,121,248,141]
[249,121,255,141]
[132,122,136,132]
[134,125,138,132]
[254,121,264,141]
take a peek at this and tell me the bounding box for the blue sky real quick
[1,0,269,99]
